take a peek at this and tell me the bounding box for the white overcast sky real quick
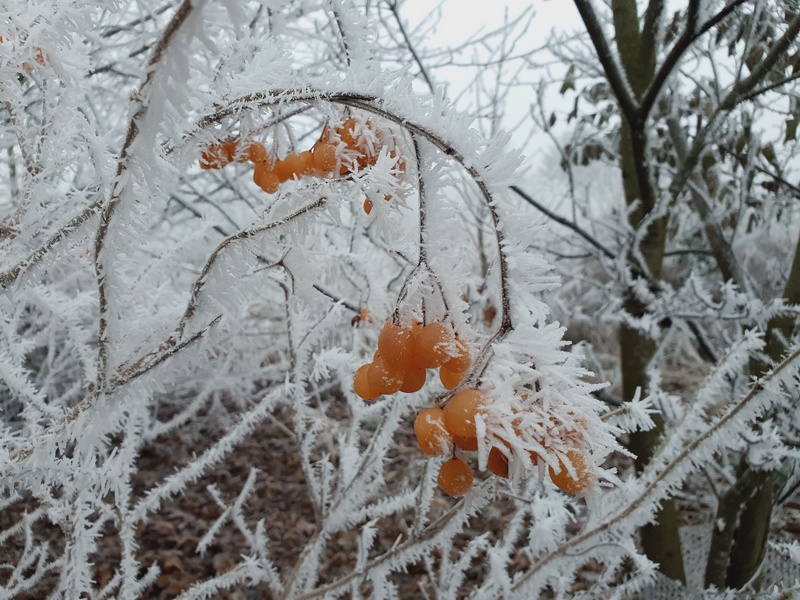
[401,0,591,206]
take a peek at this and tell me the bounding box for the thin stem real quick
[510,185,615,262]
[177,197,327,337]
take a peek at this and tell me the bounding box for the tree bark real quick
[612,0,686,583]
[706,231,800,588]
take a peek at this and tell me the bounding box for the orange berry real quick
[549,450,591,494]
[253,163,280,193]
[367,357,405,395]
[443,389,485,438]
[221,140,238,163]
[363,198,372,215]
[378,321,414,367]
[336,118,378,172]
[453,435,478,452]
[413,323,455,368]
[336,118,359,148]
[354,364,380,401]
[199,145,229,169]
[272,158,293,182]
[438,457,474,497]
[299,150,315,175]
[414,408,453,457]
[443,338,471,373]
[312,141,337,173]
[352,308,373,326]
[389,150,405,172]
[439,365,466,390]
[399,366,427,393]
[487,446,509,478]
[246,142,268,164]
[400,367,426,393]
[283,153,306,179]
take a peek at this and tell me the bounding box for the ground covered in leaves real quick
[2,391,798,599]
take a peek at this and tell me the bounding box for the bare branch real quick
[572,0,639,125]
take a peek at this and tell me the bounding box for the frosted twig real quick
[94,0,195,391]
[177,197,327,337]
[9,314,221,463]
[511,344,800,592]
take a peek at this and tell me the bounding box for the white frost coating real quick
[2,1,799,598]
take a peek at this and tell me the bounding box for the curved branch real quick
[190,89,514,333]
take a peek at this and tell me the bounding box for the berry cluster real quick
[199,118,393,206]
[353,320,471,401]
[415,391,592,497]
[354,318,593,498]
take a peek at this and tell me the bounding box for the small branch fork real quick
[8,194,326,465]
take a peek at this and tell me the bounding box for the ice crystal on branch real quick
[2,0,800,598]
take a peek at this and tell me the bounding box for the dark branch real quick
[572,0,639,126]
[639,0,749,119]
[510,185,615,261]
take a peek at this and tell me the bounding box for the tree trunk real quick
[621,299,686,583]
[612,0,686,582]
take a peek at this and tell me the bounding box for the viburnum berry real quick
[453,435,478,452]
[367,357,405,395]
[354,364,380,401]
[413,322,455,368]
[253,164,280,194]
[299,151,315,175]
[200,145,229,170]
[221,140,238,163]
[282,153,306,179]
[437,457,474,497]
[414,408,453,457]
[363,198,373,215]
[336,118,359,148]
[487,446,509,478]
[399,366,426,393]
[378,321,414,368]
[312,141,337,173]
[443,388,485,438]
[246,141,268,164]
[443,338,471,373]
[439,365,466,390]
[549,450,591,495]
[273,157,296,182]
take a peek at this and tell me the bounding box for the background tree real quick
[515,0,800,589]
